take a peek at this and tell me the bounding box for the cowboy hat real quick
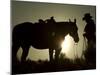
[83,13,92,20]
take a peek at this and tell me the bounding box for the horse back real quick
[12,22,49,48]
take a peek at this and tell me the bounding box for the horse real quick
[12,19,79,63]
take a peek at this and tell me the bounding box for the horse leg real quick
[12,44,20,63]
[12,44,20,73]
[21,46,29,63]
[49,49,53,62]
[55,48,61,62]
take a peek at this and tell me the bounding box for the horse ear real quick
[74,19,76,23]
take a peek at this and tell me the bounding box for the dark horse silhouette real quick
[12,19,79,63]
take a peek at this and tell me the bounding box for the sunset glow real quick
[61,34,73,53]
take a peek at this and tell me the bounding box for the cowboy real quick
[83,13,96,44]
[82,13,96,63]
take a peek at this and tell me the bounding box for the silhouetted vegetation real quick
[12,53,96,75]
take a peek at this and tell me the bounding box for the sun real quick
[61,34,73,53]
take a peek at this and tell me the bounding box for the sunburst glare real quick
[61,34,74,54]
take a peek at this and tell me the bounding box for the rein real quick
[74,43,78,58]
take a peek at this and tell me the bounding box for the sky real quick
[12,1,96,61]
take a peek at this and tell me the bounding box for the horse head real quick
[68,19,79,43]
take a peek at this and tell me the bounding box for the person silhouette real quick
[83,13,96,46]
[83,13,96,63]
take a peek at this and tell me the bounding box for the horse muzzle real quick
[74,36,79,43]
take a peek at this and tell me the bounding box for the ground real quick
[12,53,96,75]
